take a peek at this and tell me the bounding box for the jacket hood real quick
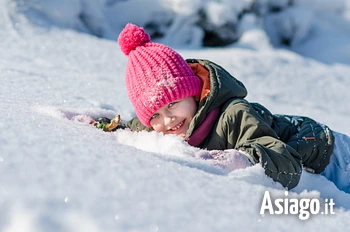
[186,59,247,138]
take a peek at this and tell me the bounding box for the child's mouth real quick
[169,120,185,132]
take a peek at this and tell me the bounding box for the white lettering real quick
[275,199,283,214]
[299,199,310,220]
[260,191,335,220]
[289,199,298,214]
[329,199,335,214]
[260,191,274,215]
[310,199,320,214]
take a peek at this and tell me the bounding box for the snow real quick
[1,0,350,231]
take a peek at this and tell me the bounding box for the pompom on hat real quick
[118,23,202,126]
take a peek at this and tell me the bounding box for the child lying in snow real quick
[97,23,350,193]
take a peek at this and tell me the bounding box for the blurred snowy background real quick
[12,0,350,64]
[1,0,350,231]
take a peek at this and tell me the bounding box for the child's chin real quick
[177,133,186,138]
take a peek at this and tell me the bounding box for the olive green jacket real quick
[120,59,334,189]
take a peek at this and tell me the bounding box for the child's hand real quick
[195,149,251,172]
[93,115,121,132]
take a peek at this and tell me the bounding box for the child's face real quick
[150,96,198,138]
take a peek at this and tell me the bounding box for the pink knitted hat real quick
[118,23,202,127]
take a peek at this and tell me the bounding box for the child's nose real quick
[163,113,175,126]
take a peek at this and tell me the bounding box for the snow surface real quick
[1,0,350,231]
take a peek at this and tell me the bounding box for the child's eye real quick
[168,102,177,108]
[151,113,159,120]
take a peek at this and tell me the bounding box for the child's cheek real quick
[151,123,163,133]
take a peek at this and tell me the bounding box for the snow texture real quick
[1,0,350,231]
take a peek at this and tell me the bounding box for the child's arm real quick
[214,99,302,189]
[195,149,252,171]
[118,117,154,132]
[93,116,153,132]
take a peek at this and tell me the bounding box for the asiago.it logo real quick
[260,191,335,220]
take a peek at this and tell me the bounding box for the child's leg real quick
[321,131,350,193]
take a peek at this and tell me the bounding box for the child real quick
[108,23,349,192]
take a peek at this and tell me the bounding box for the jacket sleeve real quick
[223,100,302,189]
[117,117,154,132]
